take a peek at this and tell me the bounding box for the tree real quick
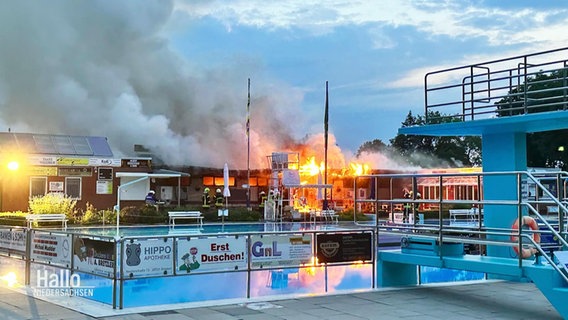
[495,70,568,170]
[355,139,388,157]
[389,111,481,167]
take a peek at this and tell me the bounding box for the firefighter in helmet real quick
[215,188,224,207]
[202,187,212,209]
[259,191,267,208]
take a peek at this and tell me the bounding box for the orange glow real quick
[349,162,370,176]
[7,161,19,171]
[290,155,371,212]
[299,156,323,177]
[1,272,18,287]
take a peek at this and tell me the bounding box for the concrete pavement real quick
[0,280,561,319]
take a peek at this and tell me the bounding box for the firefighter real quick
[215,188,224,207]
[259,191,267,208]
[403,188,412,223]
[145,190,159,211]
[202,187,211,209]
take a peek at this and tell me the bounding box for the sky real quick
[0,1,567,169]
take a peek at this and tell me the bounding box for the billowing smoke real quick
[0,1,310,169]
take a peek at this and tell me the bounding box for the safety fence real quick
[0,226,375,309]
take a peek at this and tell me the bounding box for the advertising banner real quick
[73,237,116,278]
[250,234,313,269]
[30,232,72,267]
[176,236,247,275]
[0,228,26,254]
[316,232,372,263]
[123,238,174,278]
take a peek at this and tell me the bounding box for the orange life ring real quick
[510,216,541,258]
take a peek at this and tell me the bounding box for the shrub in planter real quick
[0,211,27,227]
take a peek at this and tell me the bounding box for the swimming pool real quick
[0,222,486,310]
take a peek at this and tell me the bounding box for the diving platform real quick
[372,47,568,318]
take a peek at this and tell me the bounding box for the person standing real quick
[403,188,412,223]
[215,188,224,207]
[202,188,211,209]
[259,191,267,209]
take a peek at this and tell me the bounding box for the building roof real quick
[0,132,113,157]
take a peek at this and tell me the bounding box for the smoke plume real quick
[0,1,311,169]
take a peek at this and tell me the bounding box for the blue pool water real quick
[67,221,343,237]
[2,222,486,308]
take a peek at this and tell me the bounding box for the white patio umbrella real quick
[222,163,231,223]
[223,163,231,198]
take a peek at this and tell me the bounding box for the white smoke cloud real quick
[0,1,309,169]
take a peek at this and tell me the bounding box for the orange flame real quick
[299,156,323,177]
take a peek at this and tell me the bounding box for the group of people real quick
[258,189,281,209]
[201,187,225,209]
[403,188,421,223]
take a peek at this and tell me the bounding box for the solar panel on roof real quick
[33,135,57,154]
[53,136,77,154]
[87,137,113,157]
[70,136,93,155]
[0,133,113,157]
[15,134,37,153]
[0,134,16,150]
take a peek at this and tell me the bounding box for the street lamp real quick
[7,161,19,171]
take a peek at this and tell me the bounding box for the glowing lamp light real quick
[7,161,19,171]
[558,146,565,152]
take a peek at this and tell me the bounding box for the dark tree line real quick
[356,111,481,168]
[357,70,568,170]
[495,70,568,170]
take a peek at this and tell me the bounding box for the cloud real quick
[175,1,568,46]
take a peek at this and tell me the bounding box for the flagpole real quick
[246,78,251,210]
[323,81,329,210]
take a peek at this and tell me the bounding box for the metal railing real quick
[0,225,376,310]
[424,47,568,123]
[354,170,568,283]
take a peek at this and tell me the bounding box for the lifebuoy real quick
[510,216,541,258]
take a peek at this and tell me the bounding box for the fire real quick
[297,156,370,180]
[299,156,323,177]
[349,162,370,176]
[290,155,372,213]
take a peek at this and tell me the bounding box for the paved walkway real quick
[0,280,562,319]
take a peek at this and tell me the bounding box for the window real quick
[30,177,47,197]
[202,176,214,186]
[65,177,82,199]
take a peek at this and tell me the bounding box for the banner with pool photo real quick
[175,235,247,275]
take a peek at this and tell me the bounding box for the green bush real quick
[80,203,116,225]
[120,206,167,224]
[0,211,27,226]
[338,209,371,221]
[28,193,77,218]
